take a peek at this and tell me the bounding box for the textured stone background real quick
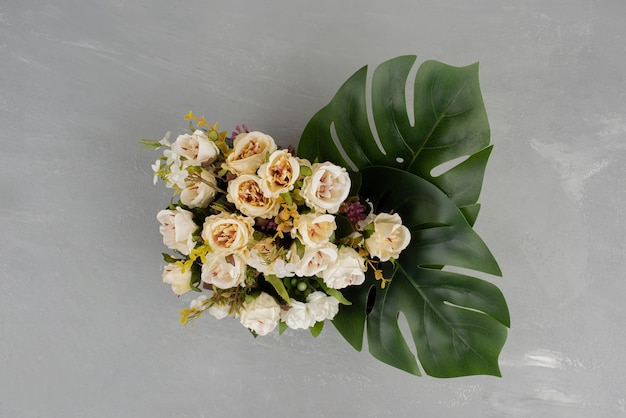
[1,1,625,417]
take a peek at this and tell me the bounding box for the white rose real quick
[180,171,218,208]
[208,303,231,320]
[227,174,280,219]
[162,263,192,295]
[224,131,277,175]
[201,213,254,256]
[364,213,411,262]
[301,162,351,214]
[292,212,336,248]
[321,246,366,289]
[279,300,314,329]
[239,292,280,336]
[306,291,340,322]
[201,253,246,289]
[257,150,300,197]
[157,207,198,255]
[171,130,220,165]
[293,242,338,277]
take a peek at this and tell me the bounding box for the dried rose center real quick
[269,158,292,186]
[239,180,269,207]
[308,222,327,239]
[238,140,263,159]
[181,138,199,159]
[213,224,238,247]
[316,173,333,198]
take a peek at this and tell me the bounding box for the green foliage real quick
[279,321,288,335]
[298,56,508,377]
[138,138,164,150]
[162,253,181,263]
[309,321,324,338]
[298,55,492,223]
[265,274,291,304]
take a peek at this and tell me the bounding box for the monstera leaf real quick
[333,167,508,377]
[298,55,491,225]
[298,56,508,377]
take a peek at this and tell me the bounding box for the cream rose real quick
[257,150,300,197]
[201,213,254,256]
[306,291,340,322]
[239,292,281,336]
[180,171,218,209]
[292,242,338,277]
[157,207,198,255]
[301,162,351,214]
[321,246,367,289]
[364,213,411,262]
[201,254,246,289]
[171,130,220,165]
[279,300,313,329]
[162,263,192,295]
[292,212,336,248]
[226,174,279,219]
[224,131,277,175]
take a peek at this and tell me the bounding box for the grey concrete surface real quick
[1,1,625,417]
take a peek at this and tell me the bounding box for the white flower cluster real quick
[149,116,411,337]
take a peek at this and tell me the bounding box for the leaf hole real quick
[396,311,424,374]
[330,121,358,171]
[366,65,386,155]
[405,59,419,127]
[396,157,404,163]
[430,155,470,177]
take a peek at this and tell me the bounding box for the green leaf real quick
[297,56,507,377]
[334,215,354,239]
[162,253,181,263]
[279,321,288,335]
[298,56,492,223]
[190,265,202,292]
[348,170,362,196]
[309,321,324,338]
[299,165,312,176]
[332,167,507,377]
[315,278,352,306]
[364,167,501,276]
[265,274,291,304]
[138,138,164,150]
[331,281,373,351]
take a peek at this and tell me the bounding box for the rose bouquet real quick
[143,117,411,337]
[143,56,510,378]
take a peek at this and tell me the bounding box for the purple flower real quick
[340,199,367,224]
[229,123,250,141]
